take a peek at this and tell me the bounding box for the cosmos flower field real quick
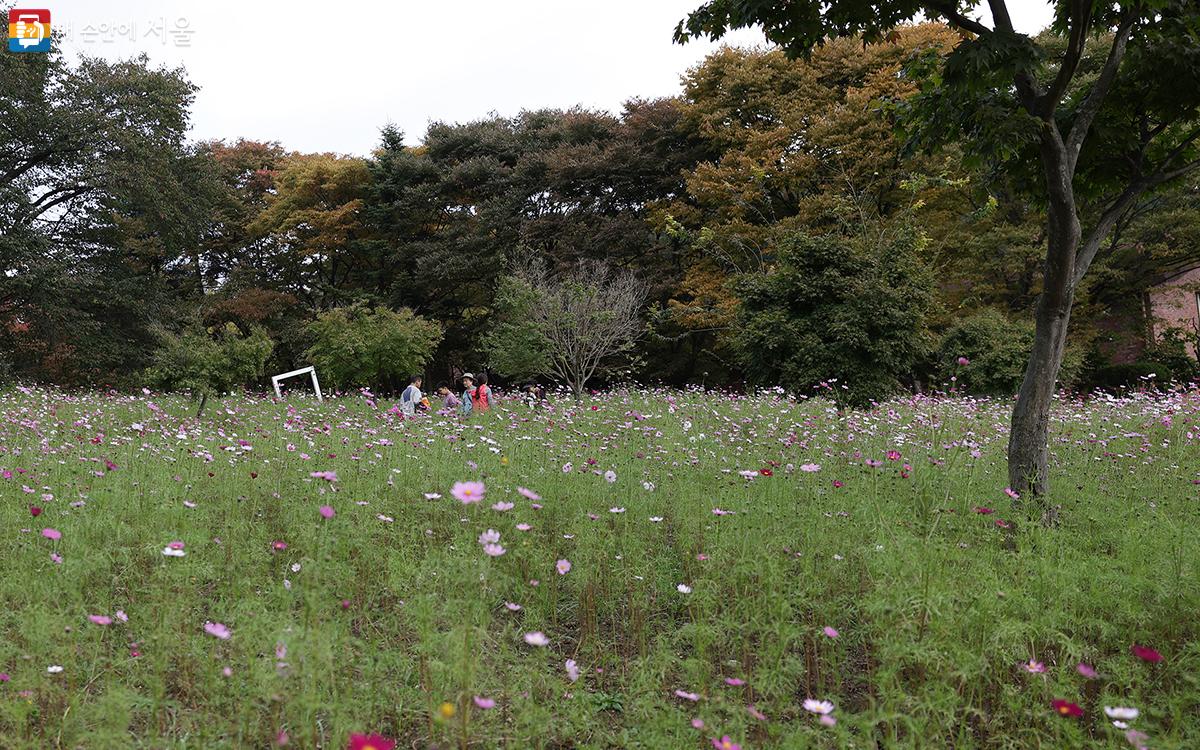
[1,385,1198,749]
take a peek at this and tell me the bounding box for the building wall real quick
[1148,266,1200,358]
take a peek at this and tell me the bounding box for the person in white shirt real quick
[399,376,423,416]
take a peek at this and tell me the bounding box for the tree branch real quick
[1073,179,1150,286]
[1066,18,1134,165]
[1038,0,1091,119]
[929,2,993,37]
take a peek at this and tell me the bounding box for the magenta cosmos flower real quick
[1131,644,1162,663]
[41,528,61,541]
[451,481,486,504]
[473,696,495,709]
[318,505,335,519]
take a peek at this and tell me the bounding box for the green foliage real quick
[484,275,552,381]
[734,230,934,406]
[145,323,274,396]
[304,303,442,391]
[937,310,1035,394]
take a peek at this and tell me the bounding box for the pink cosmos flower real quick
[724,677,744,686]
[504,602,522,611]
[957,356,970,366]
[491,502,514,512]
[318,505,335,519]
[674,689,700,701]
[41,528,61,541]
[478,529,501,545]
[800,463,821,472]
[515,523,532,531]
[556,559,571,575]
[1023,660,1046,674]
[473,696,495,709]
[823,626,839,639]
[1004,487,1020,499]
[115,610,128,623]
[451,481,486,504]
[711,736,740,750]
[517,487,541,500]
[482,543,505,557]
[565,659,580,682]
[1077,663,1099,679]
[691,718,704,729]
[604,470,617,483]
[204,621,231,640]
[310,471,338,482]
[88,615,112,626]
[523,631,549,647]
[747,705,767,721]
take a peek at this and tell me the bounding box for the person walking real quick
[399,376,423,417]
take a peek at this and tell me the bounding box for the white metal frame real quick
[271,366,323,402]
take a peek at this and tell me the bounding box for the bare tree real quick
[511,257,649,400]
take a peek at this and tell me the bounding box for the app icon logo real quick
[8,9,51,53]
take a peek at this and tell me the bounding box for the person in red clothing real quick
[472,373,495,412]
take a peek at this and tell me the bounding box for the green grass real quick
[1,386,1198,748]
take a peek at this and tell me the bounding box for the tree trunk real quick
[1007,135,1080,500]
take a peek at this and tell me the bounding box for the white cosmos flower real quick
[677,584,692,594]
[1104,706,1139,721]
[47,665,64,674]
[803,698,835,715]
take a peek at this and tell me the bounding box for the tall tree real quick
[676,1,1200,499]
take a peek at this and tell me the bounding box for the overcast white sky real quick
[49,0,1057,155]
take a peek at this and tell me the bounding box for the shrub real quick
[1143,327,1198,383]
[304,303,442,391]
[733,230,934,408]
[145,323,275,407]
[937,310,1034,394]
[1089,361,1174,391]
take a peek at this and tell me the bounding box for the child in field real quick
[459,374,476,416]
[437,384,460,414]
[399,375,423,417]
